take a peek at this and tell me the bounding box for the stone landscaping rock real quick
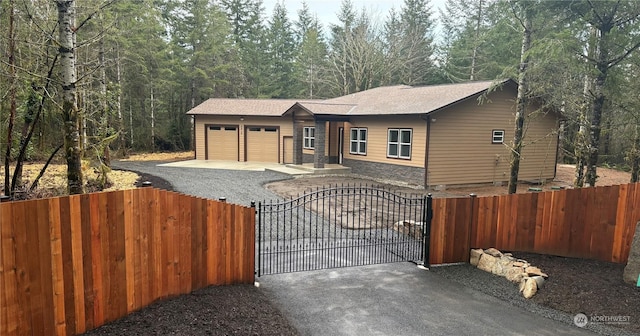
[477,254,497,273]
[505,267,526,283]
[525,266,548,278]
[491,261,506,276]
[492,256,515,276]
[470,247,548,298]
[470,249,484,266]
[623,221,640,285]
[484,248,503,257]
[522,277,538,299]
[530,275,545,289]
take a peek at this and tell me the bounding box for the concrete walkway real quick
[158,159,313,175]
[258,263,595,336]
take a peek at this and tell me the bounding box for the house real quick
[186,79,559,188]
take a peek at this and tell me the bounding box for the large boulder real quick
[470,249,484,266]
[477,254,497,273]
[623,222,640,285]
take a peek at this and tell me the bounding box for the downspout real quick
[424,114,432,189]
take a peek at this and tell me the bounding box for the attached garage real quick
[245,126,279,162]
[206,125,238,160]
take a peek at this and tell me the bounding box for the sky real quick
[261,0,447,29]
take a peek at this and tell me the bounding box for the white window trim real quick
[492,129,505,144]
[349,128,367,155]
[387,128,412,160]
[303,126,315,149]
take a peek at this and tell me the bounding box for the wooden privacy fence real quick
[0,188,255,336]
[429,183,640,265]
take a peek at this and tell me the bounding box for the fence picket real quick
[429,183,640,265]
[3,181,639,335]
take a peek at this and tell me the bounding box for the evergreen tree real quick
[295,5,329,98]
[265,2,296,98]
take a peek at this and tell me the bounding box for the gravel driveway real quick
[112,160,290,205]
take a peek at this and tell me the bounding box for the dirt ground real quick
[517,252,640,334]
[81,284,299,336]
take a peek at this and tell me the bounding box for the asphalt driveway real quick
[258,263,596,336]
[112,160,605,336]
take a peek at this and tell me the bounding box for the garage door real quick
[207,125,238,160]
[246,127,279,162]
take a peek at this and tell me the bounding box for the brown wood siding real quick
[193,115,292,162]
[342,115,427,168]
[427,90,557,186]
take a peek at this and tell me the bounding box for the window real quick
[349,128,367,155]
[492,130,505,144]
[303,127,315,149]
[387,129,412,159]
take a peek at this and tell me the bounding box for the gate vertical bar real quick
[257,201,262,277]
[422,194,433,268]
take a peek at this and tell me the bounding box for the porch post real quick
[314,119,326,168]
[293,120,304,165]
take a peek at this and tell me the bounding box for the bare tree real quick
[4,0,17,197]
[579,1,640,187]
[508,1,533,194]
[56,0,84,194]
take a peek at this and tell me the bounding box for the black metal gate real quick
[257,185,433,276]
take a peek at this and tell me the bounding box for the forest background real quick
[1,0,640,196]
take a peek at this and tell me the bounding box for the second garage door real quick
[246,126,279,162]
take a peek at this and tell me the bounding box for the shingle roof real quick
[186,80,513,117]
[186,98,306,116]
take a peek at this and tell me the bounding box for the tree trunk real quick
[150,85,155,151]
[4,0,16,197]
[116,48,126,157]
[508,5,532,194]
[57,0,84,195]
[585,24,610,187]
[470,0,483,81]
[631,125,640,183]
[11,57,58,194]
[574,70,592,187]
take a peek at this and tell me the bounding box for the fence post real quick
[422,193,433,268]
[468,194,477,252]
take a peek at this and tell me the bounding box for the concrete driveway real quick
[258,263,595,336]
